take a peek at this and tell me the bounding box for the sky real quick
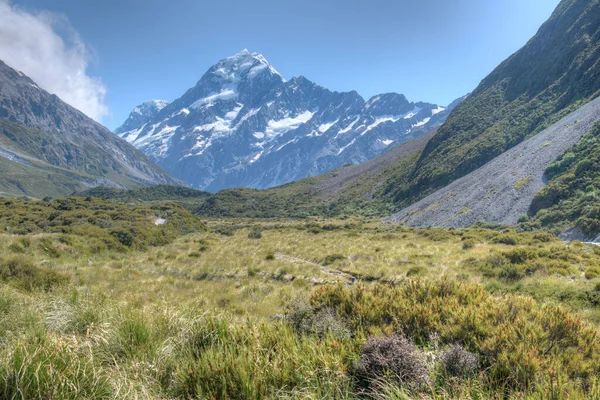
[1,0,560,130]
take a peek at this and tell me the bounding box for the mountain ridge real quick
[117,50,460,192]
[0,60,180,198]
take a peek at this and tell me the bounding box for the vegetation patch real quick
[513,175,532,191]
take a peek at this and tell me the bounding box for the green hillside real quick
[383,0,600,207]
[0,119,178,199]
[526,121,600,235]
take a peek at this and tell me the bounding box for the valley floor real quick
[2,216,600,398]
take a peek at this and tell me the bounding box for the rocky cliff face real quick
[117,50,459,192]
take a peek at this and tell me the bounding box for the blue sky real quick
[7,0,560,129]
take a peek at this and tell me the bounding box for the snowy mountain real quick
[116,100,169,135]
[116,50,460,192]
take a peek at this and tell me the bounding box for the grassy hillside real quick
[526,121,600,235]
[382,0,600,207]
[0,119,180,199]
[2,218,600,398]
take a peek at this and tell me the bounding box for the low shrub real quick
[354,335,431,392]
[110,230,134,247]
[248,227,263,239]
[0,257,69,291]
[462,239,477,250]
[503,248,537,264]
[586,267,600,280]
[493,234,519,245]
[322,254,346,266]
[286,297,349,339]
[406,266,426,277]
[440,344,480,377]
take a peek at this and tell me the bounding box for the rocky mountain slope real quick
[382,0,600,208]
[0,60,179,198]
[386,96,600,228]
[117,50,459,192]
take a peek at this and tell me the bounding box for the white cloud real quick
[0,1,108,122]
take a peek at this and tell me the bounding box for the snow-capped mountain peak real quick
[207,50,284,84]
[116,50,463,192]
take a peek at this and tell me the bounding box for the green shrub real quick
[109,230,134,247]
[321,254,346,266]
[493,234,519,245]
[311,281,600,394]
[213,226,234,236]
[462,239,477,250]
[585,267,600,280]
[406,266,426,277]
[498,265,526,281]
[0,257,68,291]
[503,248,537,264]
[248,228,263,239]
[195,240,207,252]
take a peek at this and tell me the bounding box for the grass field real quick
[2,210,600,398]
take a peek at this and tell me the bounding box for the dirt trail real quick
[275,253,356,285]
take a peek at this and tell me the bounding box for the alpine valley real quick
[116,50,461,192]
[5,0,600,399]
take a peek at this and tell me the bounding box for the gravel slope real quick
[386,96,600,228]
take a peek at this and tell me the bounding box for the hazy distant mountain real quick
[0,60,179,198]
[117,50,459,192]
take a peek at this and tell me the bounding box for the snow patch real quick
[336,116,360,136]
[365,96,380,109]
[133,125,180,158]
[362,115,402,135]
[431,106,446,116]
[266,111,314,137]
[337,138,357,154]
[403,106,422,119]
[249,151,263,163]
[190,89,237,109]
[318,119,339,133]
[412,117,431,128]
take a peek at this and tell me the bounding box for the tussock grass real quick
[1,217,600,397]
